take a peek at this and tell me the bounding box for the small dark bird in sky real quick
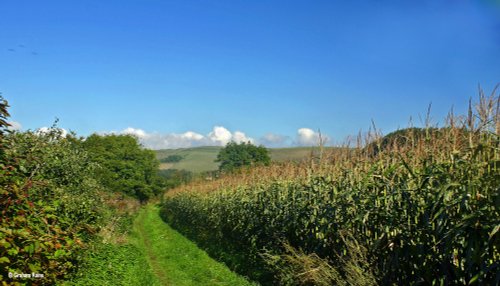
[5,44,39,55]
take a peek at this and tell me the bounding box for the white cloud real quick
[259,133,290,147]
[232,131,254,144]
[116,128,206,149]
[102,126,331,149]
[122,127,147,138]
[208,126,233,145]
[295,128,329,146]
[182,131,204,141]
[113,126,254,149]
[36,127,68,138]
[7,121,22,131]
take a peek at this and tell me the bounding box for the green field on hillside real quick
[155,146,336,173]
[155,146,222,173]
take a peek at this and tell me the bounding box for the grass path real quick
[133,204,255,286]
[65,204,254,285]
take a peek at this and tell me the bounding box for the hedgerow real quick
[0,98,105,285]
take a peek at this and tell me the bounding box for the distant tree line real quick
[157,169,192,189]
[160,154,184,163]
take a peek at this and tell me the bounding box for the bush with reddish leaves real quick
[0,97,104,285]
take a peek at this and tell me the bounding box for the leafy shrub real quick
[82,134,163,202]
[0,98,105,284]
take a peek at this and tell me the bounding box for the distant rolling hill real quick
[155,146,336,173]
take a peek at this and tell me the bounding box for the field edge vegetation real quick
[0,95,169,285]
[161,88,500,285]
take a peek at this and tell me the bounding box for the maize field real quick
[161,91,499,285]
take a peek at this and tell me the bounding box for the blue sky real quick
[1,0,499,148]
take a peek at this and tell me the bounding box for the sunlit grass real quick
[134,204,256,286]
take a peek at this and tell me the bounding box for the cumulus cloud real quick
[7,121,22,131]
[122,127,147,138]
[207,126,233,145]
[295,128,329,146]
[115,126,254,149]
[182,131,205,141]
[36,127,68,137]
[259,133,290,147]
[103,126,330,149]
[118,127,206,149]
[232,131,254,144]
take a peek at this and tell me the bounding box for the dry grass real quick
[98,191,141,244]
[262,243,344,286]
[262,233,378,286]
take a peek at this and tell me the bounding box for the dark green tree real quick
[161,154,184,163]
[82,134,162,201]
[215,141,271,172]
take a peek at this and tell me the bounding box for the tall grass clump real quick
[161,87,500,285]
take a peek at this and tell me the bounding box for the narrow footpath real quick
[133,204,255,286]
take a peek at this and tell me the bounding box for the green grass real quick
[156,146,222,173]
[155,146,338,173]
[134,204,255,286]
[65,204,254,286]
[63,242,161,286]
